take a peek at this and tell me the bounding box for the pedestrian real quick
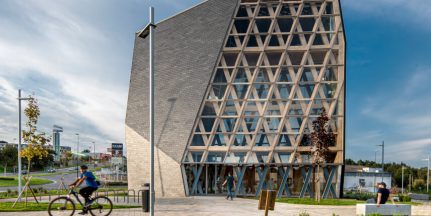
[376,182,396,207]
[222,172,236,200]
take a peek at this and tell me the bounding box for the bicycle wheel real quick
[88,196,113,216]
[48,196,75,216]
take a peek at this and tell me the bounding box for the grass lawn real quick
[0,177,53,187]
[0,187,130,199]
[0,202,141,212]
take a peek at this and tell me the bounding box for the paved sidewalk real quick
[1,196,431,216]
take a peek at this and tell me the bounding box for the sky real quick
[0,0,430,167]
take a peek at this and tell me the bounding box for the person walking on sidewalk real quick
[222,172,236,200]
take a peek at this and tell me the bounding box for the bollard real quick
[142,183,150,212]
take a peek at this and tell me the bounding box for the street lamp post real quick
[402,165,405,194]
[423,154,430,193]
[17,89,31,198]
[92,141,96,167]
[75,133,80,178]
[377,141,384,182]
[374,150,378,193]
[136,7,156,216]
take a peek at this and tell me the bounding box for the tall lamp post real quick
[377,141,384,181]
[423,154,430,193]
[136,6,156,216]
[401,165,405,194]
[92,141,96,167]
[374,150,378,193]
[17,89,31,198]
[75,133,80,178]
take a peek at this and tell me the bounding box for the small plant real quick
[367,213,382,216]
[332,214,339,216]
[299,210,310,216]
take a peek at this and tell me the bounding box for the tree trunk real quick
[312,165,316,201]
[3,164,7,176]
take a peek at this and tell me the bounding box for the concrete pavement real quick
[2,196,431,216]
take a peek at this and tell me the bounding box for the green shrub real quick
[367,214,382,216]
[0,177,14,181]
[398,194,411,202]
[343,191,374,201]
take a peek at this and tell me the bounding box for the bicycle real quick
[48,188,113,216]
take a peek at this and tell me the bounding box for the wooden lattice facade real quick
[181,0,345,198]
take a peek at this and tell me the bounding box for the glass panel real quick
[277,18,293,32]
[256,152,269,163]
[222,118,237,132]
[202,117,216,132]
[268,35,280,46]
[299,84,315,98]
[211,134,227,146]
[321,16,334,31]
[300,68,315,82]
[277,67,292,82]
[247,35,258,47]
[191,135,205,146]
[255,133,270,146]
[234,19,250,33]
[236,5,249,17]
[289,100,303,115]
[244,102,260,116]
[309,51,326,65]
[301,3,313,15]
[301,154,311,163]
[233,68,249,83]
[225,36,245,48]
[206,152,226,163]
[252,84,270,99]
[324,2,333,15]
[277,134,291,146]
[225,152,247,164]
[233,134,249,146]
[278,152,291,163]
[213,69,227,83]
[245,117,260,132]
[266,117,281,131]
[258,5,270,16]
[202,102,216,116]
[222,53,239,66]
[277,84,292,98]
[243,53,260,66]
[255,69,271,82]
[191,152,204,162]
[313,34,324,45]
[320,83,337,98]
[210,84,227,99]
[323,67,337,81]
[279,4,291,16]
[255,19,272,33]
[288,117,303,132]
[223,100,239,116]
[266,52,282,65]
[299,17,315,32]
[233,84,249,99]
[288,52,304,65]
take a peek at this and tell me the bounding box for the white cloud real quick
[0,0,132,152]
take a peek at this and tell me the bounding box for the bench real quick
[356,204,411,216]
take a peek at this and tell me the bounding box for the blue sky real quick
[0,0,430,167]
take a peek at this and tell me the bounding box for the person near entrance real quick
[222,172,236,200]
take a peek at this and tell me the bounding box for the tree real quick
[310,109,335,202]
[0,144,18,175]
[21,96,50,176]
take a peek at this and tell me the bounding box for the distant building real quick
[344,165,392,193]
[0,142,28,150]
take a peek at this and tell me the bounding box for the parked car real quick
[47,168,56,173]
[21,170,28,175]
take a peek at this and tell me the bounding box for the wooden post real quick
[264,190,270,216]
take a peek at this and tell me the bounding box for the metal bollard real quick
[142,183,150,212]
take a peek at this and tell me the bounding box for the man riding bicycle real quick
[69,165,99,215]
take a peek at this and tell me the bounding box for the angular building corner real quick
[126,0,346,198]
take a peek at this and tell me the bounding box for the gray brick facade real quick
[126,0,238,196]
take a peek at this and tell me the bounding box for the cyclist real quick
[69,165,99,215]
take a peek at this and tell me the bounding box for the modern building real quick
[126,0,345,198]
[344,165,392,193]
